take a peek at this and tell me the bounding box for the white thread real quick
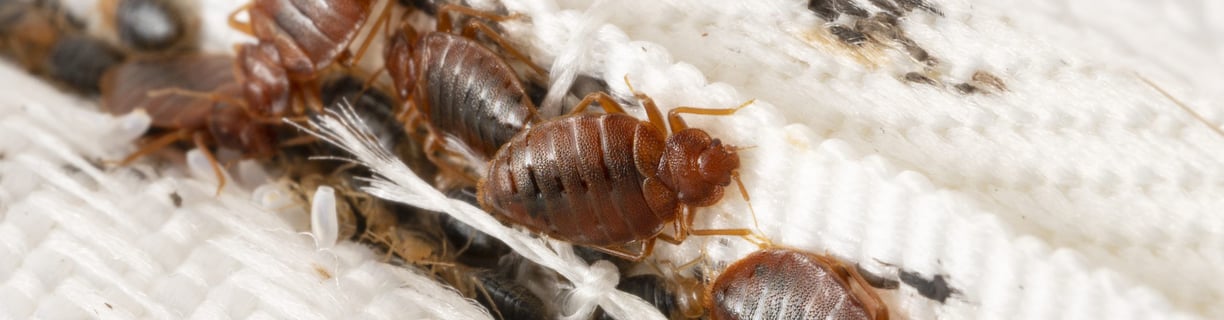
[296,103,668,320]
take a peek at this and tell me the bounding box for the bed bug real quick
[468,270,550,320]
[99,0,197,52]
[228,0,393,81]
[707,248,888,320]
[167,0,398,120]
[384,4,547,159]
[313,73,438,181]
[100,54,276,193]
[435,187,512,268]
[477,77,762,260]
[382,5,560,186]
[595,274,703,320]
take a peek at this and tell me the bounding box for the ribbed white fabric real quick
[1,0,1221,319]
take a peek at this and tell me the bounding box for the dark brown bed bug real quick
[707,248,888,320]
[469,270,550,320]
[382,5,556,185]
[477,79,761,260]
[595,274,702,320]
[384,4,548,159]
[100,54,277,193]
[436,187,512,268]
[389,30,541,159]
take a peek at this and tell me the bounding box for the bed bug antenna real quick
[731,171,770,248]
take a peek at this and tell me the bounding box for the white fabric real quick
[1,0,1222,319]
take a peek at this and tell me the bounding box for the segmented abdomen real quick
[480,114,670,246]
[249,0,371,78]
[710,249,870,320]
[418,32,539,158]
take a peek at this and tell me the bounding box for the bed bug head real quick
[698,138,739,186]
[660,128,741,207]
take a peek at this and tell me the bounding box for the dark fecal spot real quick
[953,83,978,95]
[868,0,902,16]
[169,192,182,208]
[897,0,944,16]
[808,0,869,20]
[899,270,957,303]
[971,71,1009,92]
[829,24,867,46]
[752,264,766,278]
[903,72,938,86]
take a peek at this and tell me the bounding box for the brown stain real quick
[313,263,333,280]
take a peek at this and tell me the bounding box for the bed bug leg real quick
[815,254,889,320]
[459,20,546,78]
[226,3,253,35]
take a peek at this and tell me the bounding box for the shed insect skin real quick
[707,248,889,320]
[478,77,764,260]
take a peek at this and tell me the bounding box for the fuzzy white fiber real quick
[2,0,1223,319]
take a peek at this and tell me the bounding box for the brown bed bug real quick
[188,0,400,119]
[477,77,762,260]
[382,4,553,183]
[100,54,277,193]
[228,0,392,81]
[707,248,888,320]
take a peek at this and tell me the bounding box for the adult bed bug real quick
[478,78,762,260]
